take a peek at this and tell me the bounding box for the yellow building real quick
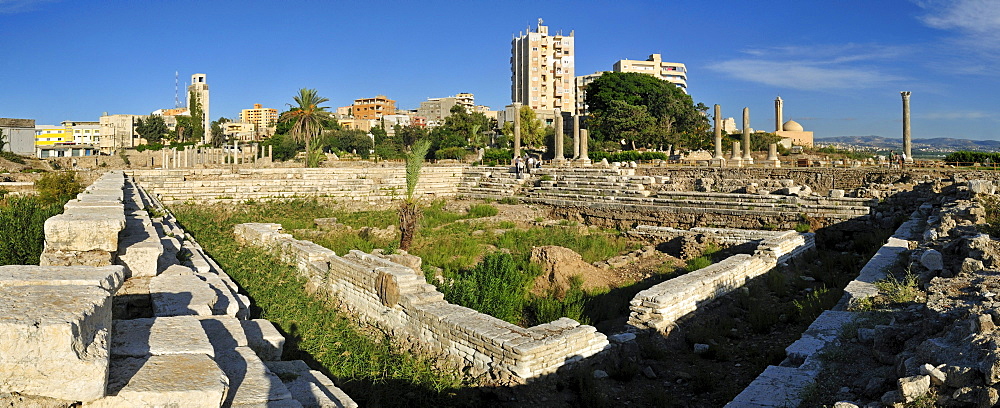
[613,54,688,92]
[239,103,279,130]
[35,125,70,147]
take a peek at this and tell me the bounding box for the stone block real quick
[215,347,293,406]
[0,265,124,293]
[199,316,250,353]
[149,274,219,317]
[117,218,163,278]
[0,285,113,402]
[111,316,215,358]
[94,354,228,407]
[265,360,358,408]
[44,212,125,252]
[920,249,943,272]
[241,319,285,361]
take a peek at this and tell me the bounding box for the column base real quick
[742,156,754,165]
[729,157,743,167]
[552,158,570,167]
[575,158,592,167]
[710,157,727,167]
[764,159,781,168]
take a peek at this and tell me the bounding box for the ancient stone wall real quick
[128,166,466,204]
[636,167,963,194]
[235,222,610,384]
[627,228,815,332]
[1,171,356,407]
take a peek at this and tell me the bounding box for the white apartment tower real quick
[511,19,575,114]
[187,73,210,144]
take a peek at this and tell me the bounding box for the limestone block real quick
[266,361,358,407]
[0,285,113,402]
[968,179,995,195]
[111,316,215,358]
[149,274,219,317]
[0,265,124,293]
[241,319,285,361]
[116,218,163,278]
[897,375,930,402]
[198,272,241,316]
[39,249,115,267]
[215,347,293,406]
[920,249,944,272]
[44,212,125,252]
[200,316,250,353]
[93,354,228,407]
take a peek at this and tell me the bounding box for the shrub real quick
[0,196,64,265]
[0,151,25,164]
[34,171,84,204]
[438,252,532,324]
[944,151,1000,166]
[434,147,470,161]
[588,150,668,163]
[482,148,512,166]
[795,223,811,233]
[686,256,712,272]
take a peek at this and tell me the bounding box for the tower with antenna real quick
[174,71,180,108]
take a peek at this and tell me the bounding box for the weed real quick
[466,204,498,218]
[498,221,516,229]
[34,171,84,204]
[498,196,518,205]
[538,175,553,182]
[686,256,712,272]
[0,196,65,265]
[438,252,532,324]
[874,272,921,305]
[792,286,841,322]
[557,219,577,226]
[795,223,811,233]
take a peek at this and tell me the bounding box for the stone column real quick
[512,102,522,159]
[173,148,178,168]
[572,114,580,159]
[765,143,781,167]
[578,129,591,166]
[742,107,753,163]
[901,91,913,163]
[730,141,743,167]
[711,104,726,167]
[161,150,167,169]
[233,140,238,165]
[268,145,273,162]
[775,96,783,132]
[553,108,565,164]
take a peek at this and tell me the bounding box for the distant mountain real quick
[816,135,1000,152]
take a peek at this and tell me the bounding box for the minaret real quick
[774,96,783,132]
[187,73,210,145]
[901,91,912,163]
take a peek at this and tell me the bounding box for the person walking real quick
[514,156,523,178]
[526,156,535,175]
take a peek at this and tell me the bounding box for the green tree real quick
[136,115,169,145]
[585,72,709,150]
[34,171,84,204]
[279,88,333,167]
[398,139,431,251]
[589,100,657,150]
[501,105,544,148]
[0,129,7,152]
[210,117,230,148]
[188,90,206,144]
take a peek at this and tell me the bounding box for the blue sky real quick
[1,0,997,140]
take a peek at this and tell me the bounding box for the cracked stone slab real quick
[241,319,285,361]
[0,265,124,293]
[149,274,218,317]
[44,212,125,252]
[0,285,112,402]
[111,316,215,358]
[94,354,228,407]
[215,346,293,406]
[266,361,358,408]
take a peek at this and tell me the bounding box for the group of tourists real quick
[887,150,907,169]
[513,155,541,177]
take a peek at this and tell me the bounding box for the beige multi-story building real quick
[613,54,688,92]
[350,95,395,120]
[187,73,210,144]
[99,114,144,153]
[511,19,575,114]
[574,71,607,115]
[416,93,476,126]
[239,103,279,138]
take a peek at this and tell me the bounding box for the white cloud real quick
[920,111,997,120]
[0,0,55,14]
[918,0,1000,51]
[708,45,907,91]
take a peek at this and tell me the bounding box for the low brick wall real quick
[235,222,610,384]
[627,229,815,332]
[128,165,466,204]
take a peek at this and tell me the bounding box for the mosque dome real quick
[783,120,804,132]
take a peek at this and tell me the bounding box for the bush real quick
[944,151,1000,166]
[685,256,712,272]
[35,171,84,204]
[434,147,470,161]
[438,252,532,324]
[0,196,65,265]
[0,151,25,164]
[482,148,512,166]
[588,150,668,163]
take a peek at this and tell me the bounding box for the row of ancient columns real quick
[712,104,781,168]
[157,142,273,169]
[511,102,591,166]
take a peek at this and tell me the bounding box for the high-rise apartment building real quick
[351,95,395,120]
[186,73,210,144]
[416,93,476,126]
[613,54,688,92]
[511,19,575,114]
[239,104,279,130]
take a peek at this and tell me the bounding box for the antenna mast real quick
[174,71,180,108]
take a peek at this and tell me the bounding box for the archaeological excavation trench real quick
[4,164,1000,407]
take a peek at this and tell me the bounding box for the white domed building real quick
[773,97,814,148]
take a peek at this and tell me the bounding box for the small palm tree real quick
[398,139,431,251]
[279,88,332,167]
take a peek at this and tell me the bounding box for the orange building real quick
[351,95,395,120]
[239,103,279,129]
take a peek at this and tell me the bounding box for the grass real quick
[171,202,476,407]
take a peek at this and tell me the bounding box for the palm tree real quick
[398,139,431,251]
[279,88,332,167]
